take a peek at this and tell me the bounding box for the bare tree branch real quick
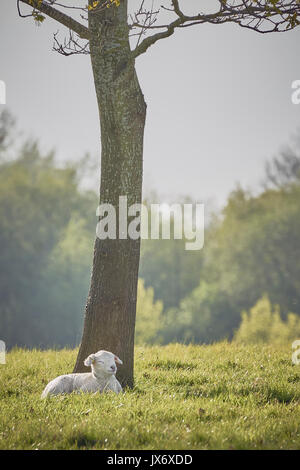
[129,0,159,48]
[17,0,300,59]
[19,0,90,39]
[131,0,300,58]
[132,15,182,58]
[53,29,90,56]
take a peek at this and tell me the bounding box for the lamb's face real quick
[84,350,123,376]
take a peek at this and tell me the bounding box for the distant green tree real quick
[0,119,169,349]
[234,295,300,345]
[140,238,204,311]
[166,146,300,344]
[135,279,163,345]
[265,143,300,188]
[0,129,96,348]
[209,182,300,319]
[162,281,232,344]
[140,197,205,310]
[0,110,14,155]
[34,215,94,347]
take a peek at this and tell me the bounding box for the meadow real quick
[0,342,300,450]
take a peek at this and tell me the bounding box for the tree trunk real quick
[73,2,146,388]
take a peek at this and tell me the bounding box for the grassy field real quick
[0,342,300,450]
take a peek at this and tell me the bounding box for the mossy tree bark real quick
[73,3,146,388]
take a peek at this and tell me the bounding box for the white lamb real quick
[41,350,123,398]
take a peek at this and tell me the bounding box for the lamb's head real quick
[84,350,123,377]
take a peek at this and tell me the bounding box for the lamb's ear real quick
[114,355,123,365]
[84,354,96,367]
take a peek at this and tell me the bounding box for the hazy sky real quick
[1,0,300,208]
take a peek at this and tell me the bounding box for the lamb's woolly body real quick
[41,350,123,398]
[41,372,122,398]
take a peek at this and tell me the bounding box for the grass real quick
[0,342,300,449]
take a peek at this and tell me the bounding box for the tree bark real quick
[73,2,146,388]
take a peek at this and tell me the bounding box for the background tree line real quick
[0,110,299,348]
